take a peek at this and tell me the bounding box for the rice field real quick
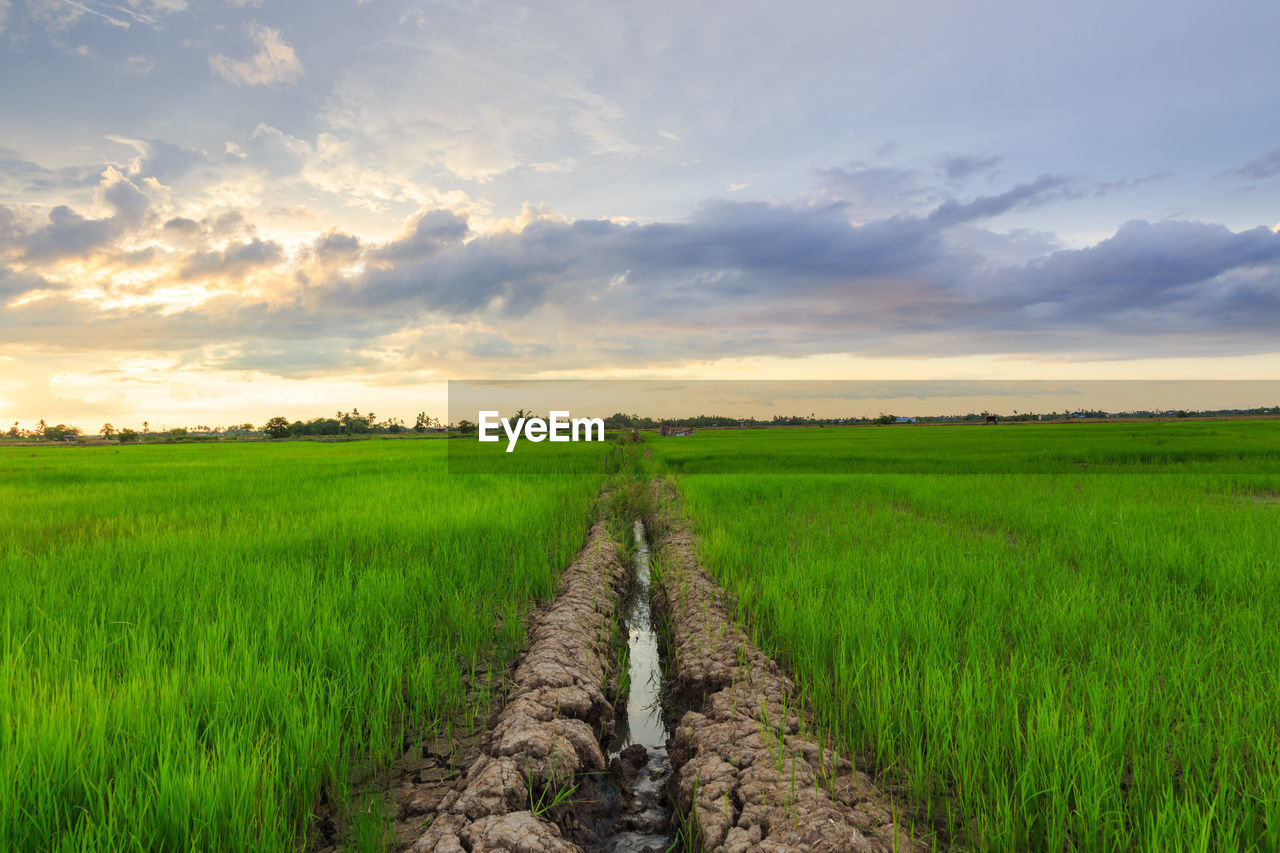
[0,439,601,852]
[649,421,1280,851]
[7,421,1279,852]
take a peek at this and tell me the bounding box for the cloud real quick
[5,172,1279,379]
[314,230,361,260]
[210,22,302,87]
[0,265,59,301]
[1225,146,1280,182]
[311,191,1280,367]
[814,162,936,220]
[373,210,470,262]
[0,148,101,195]
[927,174,1070,227]
[163,216,200,235]
[178,238,283,280]
[940,154,1002,181]
[981,220,1280,320]
[1092,171,1174,197]
[106,136,206,183]
[19,168,153,261]
[122,54,156,75]
[319,5,638,181]
[26,0,184,31]
[0,205,31,249]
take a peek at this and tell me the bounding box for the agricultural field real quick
[6,420,1279,852]
[0,440,602,852]
[648,421,1280,851]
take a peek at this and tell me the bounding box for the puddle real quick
[597,520,674,853]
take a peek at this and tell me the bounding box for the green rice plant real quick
[0,439,601,851]
[647,420,1280,852]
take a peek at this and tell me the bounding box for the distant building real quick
[660,422,695,437]
[894,417,916,424]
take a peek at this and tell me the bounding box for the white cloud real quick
[320,7,638,181]
[122,54,155,75]
[0,0,9,35]
[210,22,302,87]
[27,0,184,31]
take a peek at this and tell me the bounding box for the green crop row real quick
[0,440,601,852]
[649,421,1280,851]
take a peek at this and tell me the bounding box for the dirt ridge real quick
[404,521,629,853]
[652,483,927,853]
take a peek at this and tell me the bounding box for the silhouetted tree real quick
[44,424,80,441]
[263,416,291,438]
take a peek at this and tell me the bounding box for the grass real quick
[0,439,601,852]
[9,420,1279,851]
[647,420,1280,851]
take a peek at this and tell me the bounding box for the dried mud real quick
[404,522,630,853]
[652,485,928,853]
[309,683,488,852]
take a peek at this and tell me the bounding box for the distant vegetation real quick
[4,405,1277,445]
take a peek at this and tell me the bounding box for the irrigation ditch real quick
[391,478,926,852]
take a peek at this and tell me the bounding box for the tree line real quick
[7,404,1279,444]
[2,410,450,442]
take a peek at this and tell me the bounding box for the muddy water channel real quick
[596,520,674,852]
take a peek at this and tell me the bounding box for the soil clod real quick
[652,484,929,853]
[404,522,629,853]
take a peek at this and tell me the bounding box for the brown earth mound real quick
[652,486,928,853]
[404,522,629,853]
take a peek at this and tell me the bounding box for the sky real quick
[1,0,1279,429]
